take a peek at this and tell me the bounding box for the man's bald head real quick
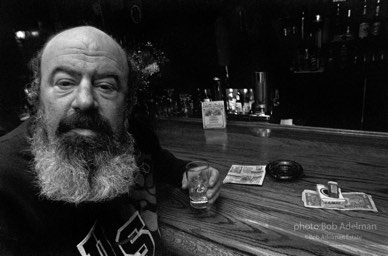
[41,26,129,81]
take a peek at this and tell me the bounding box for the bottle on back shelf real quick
[248,88,255,114]
[332,2,344,42]
[313,14,323,49]
[242,89,251,115]
[227,88,236,114]
[270,89,280,123]
[235,89,243,114]
[301,11,305,41]
[344,8,354,40]
[337,6,354,69]
[192,88,202,117]
[308,31,319,71]
[358,0,370,39]
[203,89,212,102]
[213,77,223,101]
[371,0,382,37]
[313,14,324,70]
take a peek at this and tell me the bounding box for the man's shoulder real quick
[0,120,31,156]
[0,120,32,188]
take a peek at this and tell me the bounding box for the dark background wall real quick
[1,0,387,133]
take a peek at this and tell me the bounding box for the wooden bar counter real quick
[155,118,388,256]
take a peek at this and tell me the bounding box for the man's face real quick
[31,27,137,204]
[39,27,129,141]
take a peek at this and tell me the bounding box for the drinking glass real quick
[185,161,210,209]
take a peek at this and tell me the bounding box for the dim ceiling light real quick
[15,31,26,39]
[31,31,39,37]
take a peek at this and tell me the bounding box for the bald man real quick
[0,26,221,255]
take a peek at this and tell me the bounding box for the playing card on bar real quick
[302,190,378,212]
[302,190,323,208]
[223,165,266,185]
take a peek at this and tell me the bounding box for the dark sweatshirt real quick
[0,118,187,256]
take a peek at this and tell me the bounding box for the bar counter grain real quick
[155,118,388,256]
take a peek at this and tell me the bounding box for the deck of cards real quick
[302,181,378,212]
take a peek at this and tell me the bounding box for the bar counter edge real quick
[157,117,388,139]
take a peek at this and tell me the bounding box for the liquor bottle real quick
[242,88,250,115]
[235,89,243,114]
[171,89,180,116]
[338,7,354,69]
[248,88,255,114]
[332,3,344,42]
[165,90,174,116]
[283,15,298,71]
[290,24,299,70]
[294,10,310,71]
[217,66,231,112]
[213,77,223,101]
[227,88,236,114]
[339,42,349,69]
[303,48,310,71]
[358,0,370,39]
[325,2,341,69]
[192,88,202,117]
[344,8,354,40]
[313,14,323,50]
[371,0,382,37]
[270,89,280,123]
[304,32,318,71]
[203,89,212,102]
[310,14,323,71]
[321,9,330,46]
[301,11,305,41]
[182,97,190,117]
[273,89,280,107]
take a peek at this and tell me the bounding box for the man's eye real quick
[97,83,117,92]
[56,80,75,87]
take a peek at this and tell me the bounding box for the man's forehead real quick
[41,26,128,71]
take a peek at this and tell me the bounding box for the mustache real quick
[56,110,113,136]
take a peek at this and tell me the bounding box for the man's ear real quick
[24,79,40,114]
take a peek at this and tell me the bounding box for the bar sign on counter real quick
[201,101,226,129]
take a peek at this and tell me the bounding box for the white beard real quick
[30,110,138,204]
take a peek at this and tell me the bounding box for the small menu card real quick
[201,101,226,129]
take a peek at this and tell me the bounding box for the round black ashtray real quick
[266,160,304,181]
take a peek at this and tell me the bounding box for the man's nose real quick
[71,79,97,111]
